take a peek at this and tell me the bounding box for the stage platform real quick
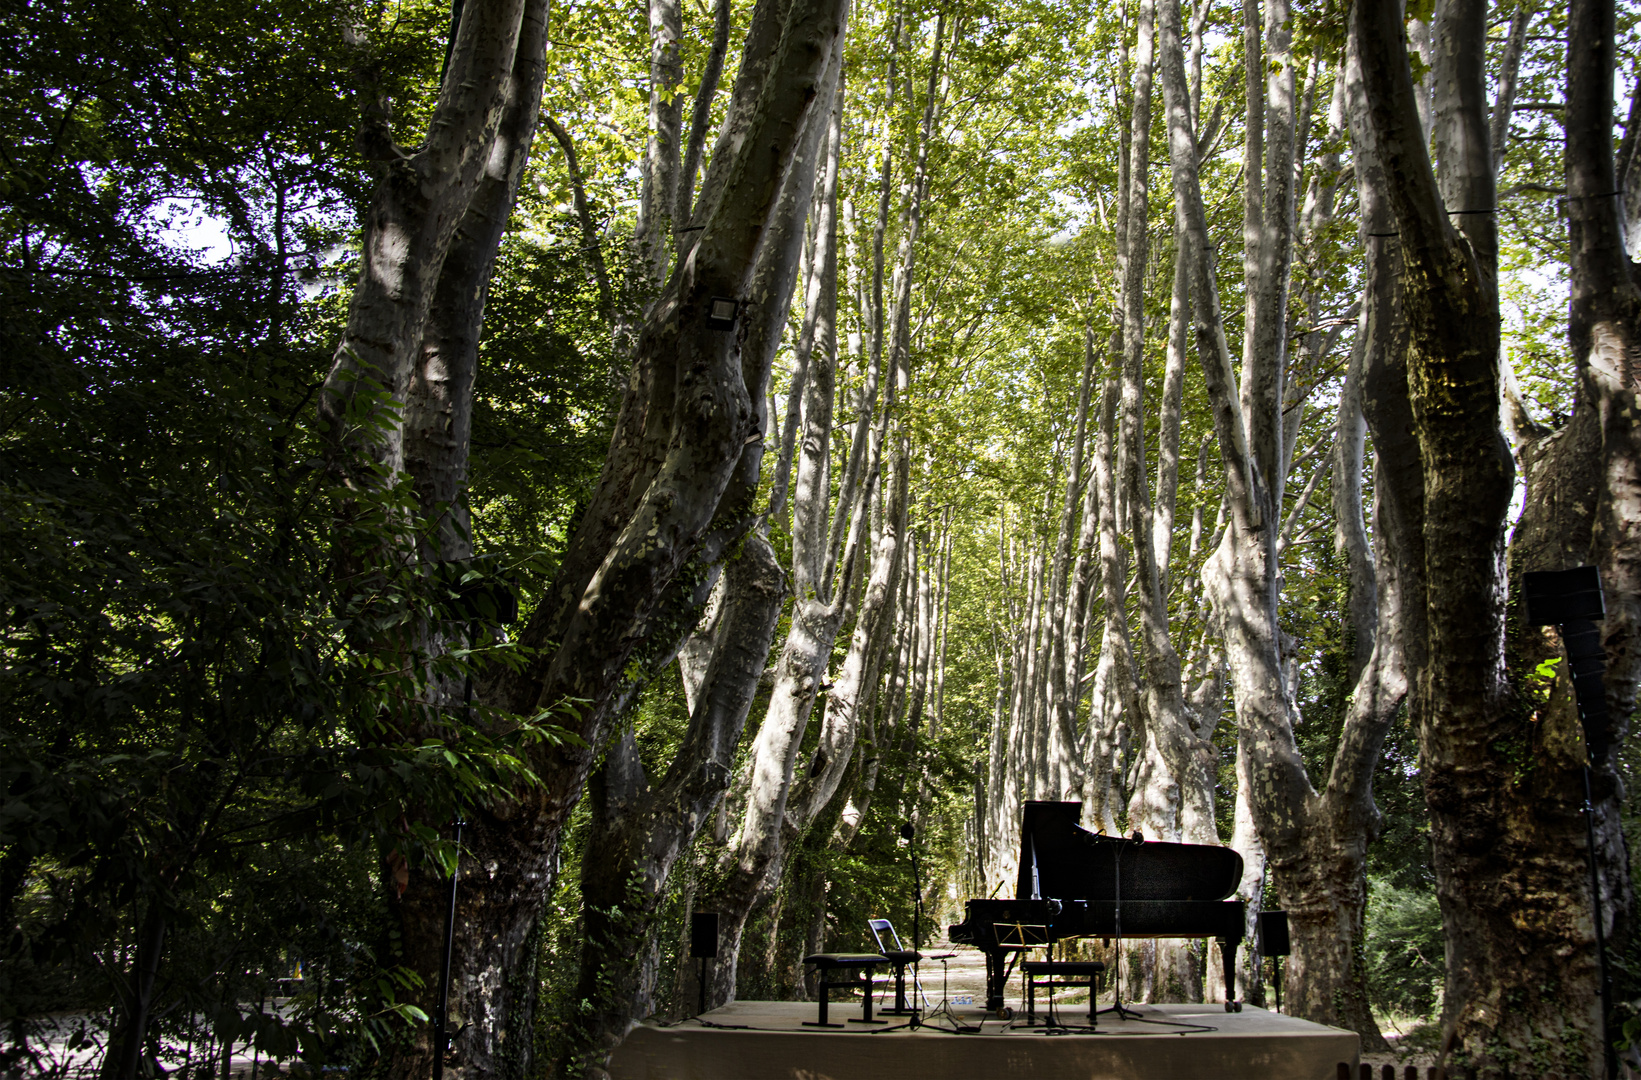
[608,1000,1359,1080]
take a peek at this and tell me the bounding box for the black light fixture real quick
[1257,910,1290,1013]
[705,296,738,331]
[690,911,719,1016]
[1522,564,1608,757]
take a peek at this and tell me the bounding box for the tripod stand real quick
[920,954,974,1031]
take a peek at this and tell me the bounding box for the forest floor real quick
[20,1009,279,1078]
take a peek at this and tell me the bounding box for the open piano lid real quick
[1015,801,1243,903]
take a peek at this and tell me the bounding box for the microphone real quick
[900,822,915,841]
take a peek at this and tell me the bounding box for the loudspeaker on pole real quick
[691,911,720,959]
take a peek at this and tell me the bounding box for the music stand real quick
[995,921,1050,950]
[919,953,975,1031]
[994,922,1049,1023]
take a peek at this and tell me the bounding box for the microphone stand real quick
[1096,834,1142,1021]
[902,822,923,1027]
[432,817,463,1080]
[435,626,478,1080]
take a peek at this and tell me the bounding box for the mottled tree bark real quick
[556,535,784,1080]
[1154,0,1400,1040]
[313,3,553,1075]
[1351,2,1617,1075]
[1489,0,1641,1074]
[552,15,844,1052]
[345,1,852,1075]
[321,0,538,474]
[633,0,683,283]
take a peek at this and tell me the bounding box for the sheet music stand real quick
[994,921,1050,950]
[994,922,1049,1022]
[920,953,975,1032]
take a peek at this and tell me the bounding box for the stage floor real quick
[608,1000,1359,1080]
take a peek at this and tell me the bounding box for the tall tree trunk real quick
[556,535,784,1080]
[1112,0,1212,1003]
[321,0,539,475]
[1492,0,1641,1074]
[1351,3,1614,1076]
[351,3,852,1076]
[1489,0,1534,173]
[1045,325,1097,803]
[1564,0,1641,1001]
[316,3,554,1075]
[634,0,684,283]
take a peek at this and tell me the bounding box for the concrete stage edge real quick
[608,1001,1359,1080]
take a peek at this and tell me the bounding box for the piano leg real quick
[1217,937,1244,1012]
[984,949,1008,1014]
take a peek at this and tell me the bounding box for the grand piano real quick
[948,801,1248,1013]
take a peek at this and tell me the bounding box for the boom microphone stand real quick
[1095,832,1143,1022]
[432,817,463,1080]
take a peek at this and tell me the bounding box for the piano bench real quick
[1022,960,1106,1026]
[802,953,889,1027]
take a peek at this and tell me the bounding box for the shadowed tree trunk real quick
[547,12,847,1068]
[556,534,785,1080]
[1560,0,1641,1000]
[1351,1,1623,1075]
[1442,0,1641,1073]
[320,0,851,1073]
[310,2,554,1074]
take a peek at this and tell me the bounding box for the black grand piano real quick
[948,801,1248,1014]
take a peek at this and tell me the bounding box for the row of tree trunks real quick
[1112,0,1213,1005]
[685,13,949,1010]
[1154,0,1408,1043]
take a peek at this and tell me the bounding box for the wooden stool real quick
[802,953,889,1027]
[1022,959,1106,1026]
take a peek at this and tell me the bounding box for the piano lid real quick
[1015,801,1243,903]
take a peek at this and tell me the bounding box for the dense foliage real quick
[3,0,1637,1074]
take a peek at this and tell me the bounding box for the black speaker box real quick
[1258,910,1290,956]
[690,911,719,959]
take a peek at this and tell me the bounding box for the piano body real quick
[948,801,1248,1013]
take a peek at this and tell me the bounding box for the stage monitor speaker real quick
[1258,910,1291,957]
[691,911,719,959]
[1523,566,1604,626]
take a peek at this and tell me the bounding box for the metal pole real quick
[1582,763,1615,1080]
[432,817,463,1080]
[910,835,922,1025]
[433,616,482,1078]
